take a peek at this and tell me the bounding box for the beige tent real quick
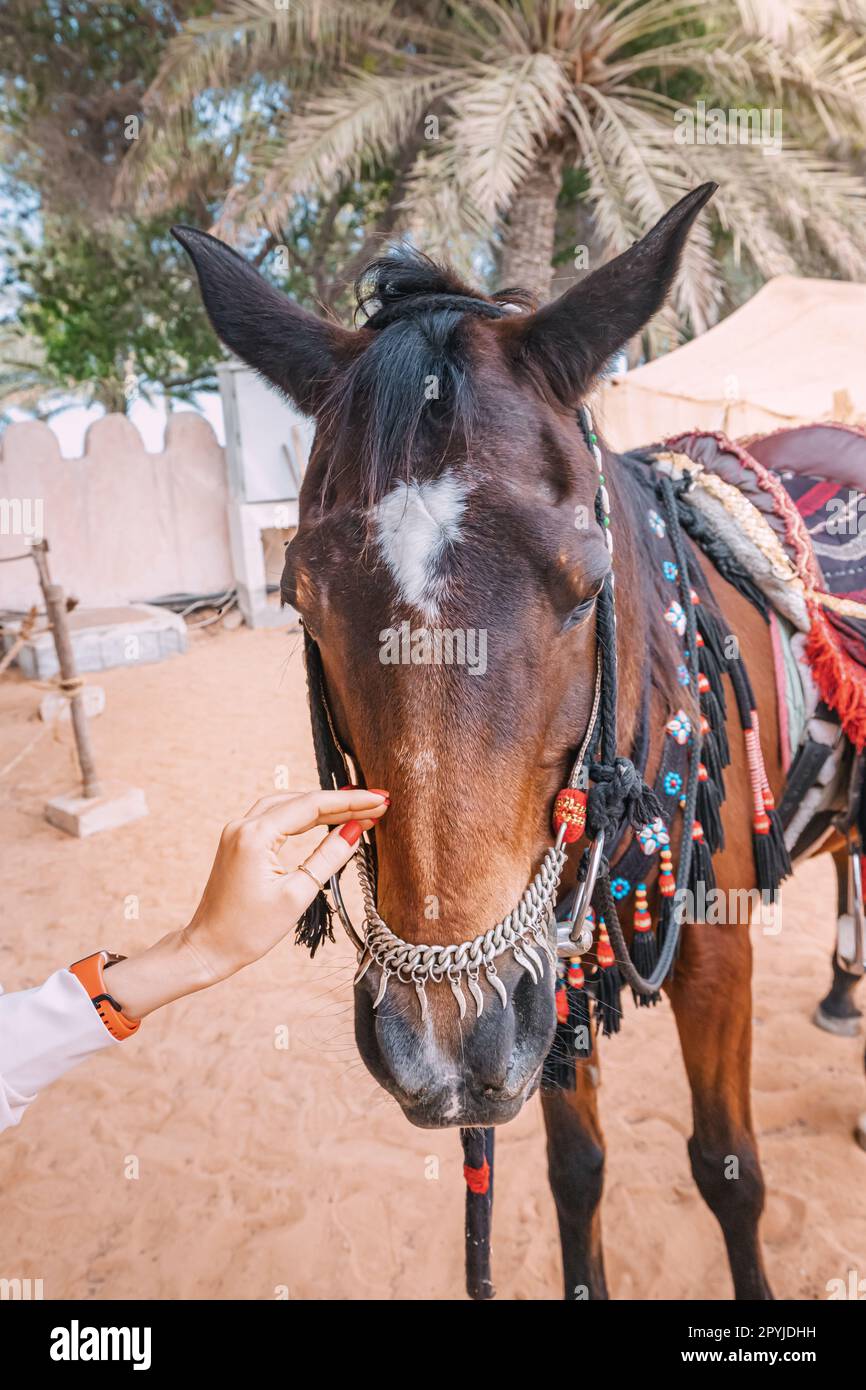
[596,275,866,453]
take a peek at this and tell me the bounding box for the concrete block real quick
[5,604,187,678]
[45,781,148,838]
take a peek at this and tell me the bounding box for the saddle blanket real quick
[657,423,866,752]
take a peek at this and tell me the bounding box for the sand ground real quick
[1,624,864,1301]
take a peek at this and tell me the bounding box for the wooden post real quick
[31,540,102,798]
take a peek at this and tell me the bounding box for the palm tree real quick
[125,0,866,342]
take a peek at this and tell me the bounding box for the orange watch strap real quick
[69,951,141,1041]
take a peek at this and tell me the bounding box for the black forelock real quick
[316,246,533,509]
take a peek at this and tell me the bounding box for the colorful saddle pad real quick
[661,424,866,751]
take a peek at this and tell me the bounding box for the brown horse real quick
[174,186,859,1300]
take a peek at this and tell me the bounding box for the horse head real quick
[174,182,714,1128]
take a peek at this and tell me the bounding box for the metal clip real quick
[329,871,366,954]
[557,830,605,958]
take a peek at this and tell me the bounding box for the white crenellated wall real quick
[0,413,233,612]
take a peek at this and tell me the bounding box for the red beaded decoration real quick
[567,961,585,989]
[597,924,616,968]
[555,982,569,1024]
[553,786,587,843]
[658,847,675,897]
[633,883,652,932]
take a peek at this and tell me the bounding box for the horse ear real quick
[171,226,358,415]
[499,183,717,407]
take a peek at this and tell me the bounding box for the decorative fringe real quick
[688,824,717,895]
[697,767,726,854]
[295,888,336,956]
[592,924,622,1037]
[695,602,730,670]
[744,722,792,894]
[700,724,726,788]
[752,809,792,894]
[629,930,660,1006]
[629,883,659,1005]
[700,687,730,765]
[542,965,592,1091]
[805,604,866,753]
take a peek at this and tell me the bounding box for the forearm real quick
[104,930,220,1020]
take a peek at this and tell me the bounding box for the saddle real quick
[657,423,866,754]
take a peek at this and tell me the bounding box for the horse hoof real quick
[855,1115,866,1153]
[812,1004,862,1037]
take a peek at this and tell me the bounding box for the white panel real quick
[218,363,315,503]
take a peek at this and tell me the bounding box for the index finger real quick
[253,789,388,840]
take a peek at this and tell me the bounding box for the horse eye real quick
[562,597,597,632]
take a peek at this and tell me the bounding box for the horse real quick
[173,185,865,1301]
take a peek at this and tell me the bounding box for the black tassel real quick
[753,810,792,894]
[698,638,724,692]
[629,928,660,1006]
[697,773,725,854]
[295,888,335,956]
[701,689,730,765]
[592,963,622,1038]
[689,831,716,896]
[542,972,592,1091]
[700,725,726,788]
[696,604,730,667]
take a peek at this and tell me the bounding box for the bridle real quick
[305,399,706,1014]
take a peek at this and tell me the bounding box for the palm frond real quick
[149,0,383,111]
[448,53,570,222]
[235,65,459,234]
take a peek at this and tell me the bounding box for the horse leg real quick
[541,1056,608,1300]
[669,926,773,1300]
[814,846,863,1037]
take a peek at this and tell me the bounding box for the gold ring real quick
[295,862,326,894]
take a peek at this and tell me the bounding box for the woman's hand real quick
[104,788,388,1019]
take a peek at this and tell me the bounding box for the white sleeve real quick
[0,968,118,1133]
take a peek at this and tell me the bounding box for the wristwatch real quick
[68,951,141,1041]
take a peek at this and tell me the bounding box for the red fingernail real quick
[339,783,356,790]
[369,788,389,796]
[339,820,363,846]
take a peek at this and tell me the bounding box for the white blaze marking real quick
[372,473,467,619]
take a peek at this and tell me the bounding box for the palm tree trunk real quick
[498,148,564,304]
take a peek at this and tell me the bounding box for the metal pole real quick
[30,540,102,798]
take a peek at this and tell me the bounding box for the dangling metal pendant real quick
[466,966,484,1018]
[448,969,468,1020]
[373,967,391,1010]
[512,943,539,985]
[413,973,429,1022]
[353,953,373,987]
[484,962,508,1010]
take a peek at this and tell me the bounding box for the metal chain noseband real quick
[352,839,566,1019]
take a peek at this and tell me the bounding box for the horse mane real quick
[318,245,534,509]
